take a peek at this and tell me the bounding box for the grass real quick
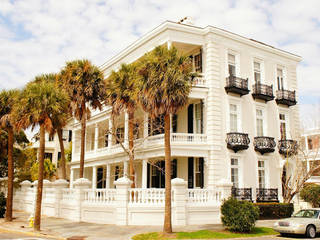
[132,227,278,240]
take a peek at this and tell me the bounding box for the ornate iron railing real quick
[276,89,296,106]
[225,76,249,96]
[278,140,298,156]
[252,83,274,101]
[231,187,252,201]
[226,133,250,152]
[256,188,279,202]
[254,137,276,154]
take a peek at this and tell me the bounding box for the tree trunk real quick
[34,123,45,231]
[79,102,86,178]
[5,126,14,221]
[163,114,172,233]
[128,110,135,188]
[57,128,66,179]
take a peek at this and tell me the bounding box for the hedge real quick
[254,202,293,219]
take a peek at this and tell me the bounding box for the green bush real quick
[221,197,259,232]
[254,203,293,219]
[300,184,320,207]
[0,192,6,218]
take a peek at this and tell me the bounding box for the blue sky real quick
[0,0,319,129]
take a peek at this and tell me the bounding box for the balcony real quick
[254,137,276,154]
[231,187,252,201]
[226,133,250,152]
[278,140,298,156]
[192,74,206,87]
[256,188,279,202]
[225,76,250,96]
[276,89,297,106]
[252,83,274,102]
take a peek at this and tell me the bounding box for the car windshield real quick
[293,210,320,218]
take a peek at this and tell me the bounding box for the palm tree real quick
[58,60,106,178]
[138,45,193,233]
[0,89,20,221]
[15,77,69,231]
[105,63,140,187]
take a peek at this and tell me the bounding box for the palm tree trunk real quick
[128,110,135,188]
[57,128,66,179]
[34,123,45,231]
[5,126,14,221]
[79,102,86,178]
[163,114,172,234]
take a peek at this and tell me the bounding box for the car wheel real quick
[306,225,316,238]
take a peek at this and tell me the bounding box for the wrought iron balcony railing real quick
[252,83,274,102]
[256,188,279,202]
[278,140,298,156]
[225,76,250,96]
[254,137,276,154]
[276,89,297,106]
[226,132,250,152]
[231,187,252,201]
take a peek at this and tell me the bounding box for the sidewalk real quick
[0,211,277,240]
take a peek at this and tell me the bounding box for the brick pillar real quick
[172,178,187,226]
[52,179,69,218]
[114,177,131,225]
[73,178,91,222]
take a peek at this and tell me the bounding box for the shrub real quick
[0,192,6,218]
[254,203,293,219]
[221,197,259,232]
[300,184,320,207]
[30,158,56,181]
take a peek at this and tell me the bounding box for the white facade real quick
[67,21,301,203]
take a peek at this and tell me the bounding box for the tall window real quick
[229,104,238,132]
[116,127,124,144]
[228,54,236,76]
[279,114,287,140]
[231,158,239,188]
[172,114,178,133]
[195,102,203,134]
[277,68,284,90]
[258,160,265,188]
[194,52,202,73]
[48,134,54,141]
[256,109,264,136]
[194,158,204,188]
[254,62,261,84]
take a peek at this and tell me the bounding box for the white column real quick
[305,136,308,151]
[172,178,187,226]
[170,114,173,133]
[92,166,97,189]
[143,112,148,138]
[123,161,128,177]
[124,112,129,144]
[71,130,76,157]
[106,164,110,188]
[94,123,99,150]
[108,118,113,147]
[142,159,148,188]
[70,168,74,188]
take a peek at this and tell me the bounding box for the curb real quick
[0,226,66,239]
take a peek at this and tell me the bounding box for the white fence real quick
[13,177,232,226]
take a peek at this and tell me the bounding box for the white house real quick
[14,20,301,226]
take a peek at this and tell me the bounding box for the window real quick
[172,114,178,133]
[254,62,261,84]
[277,68,284,90]
[68,130,72,142]
[228,54,236,76]
[279,114,287,140]
[256,109,264,136]
[258,160,265,188]
[48,134,54,141]
[114,165,123,181]
[194,52,202,73]
[195,102,203,134]
[229,104,238,132]
[57,152,61,168]
[116,127,124,144]
[44,152,53,162]
[231,158,239,188]
[148,114,164,136]
[194,158,204,188]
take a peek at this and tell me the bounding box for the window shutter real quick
[199,157,204,188]
[188,157,194,188]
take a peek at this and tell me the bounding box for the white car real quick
[273,208,320,238]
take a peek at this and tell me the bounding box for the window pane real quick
[254,62,260,71]
[231,158,238,166]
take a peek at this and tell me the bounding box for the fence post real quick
[172,178,187,226]
[73,178,91,222]
[52,179,69,218]
[18,180,32,210]
[114,177,131,225]
[217,180,233,200]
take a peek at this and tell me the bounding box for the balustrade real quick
[226,133,250,152]
[254,137,276,154]
[276,89,297,106]
[225,76,249,96]
[128,188,166,205]
[231,187,252,201]
[84,189,116,204]
[256,188,279,202]
[61,188,76,202]
[192,74,206,87]
[252,83,274,102]
[187,189,222,205]
[278,140,298,156]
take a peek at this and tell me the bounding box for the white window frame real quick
[193,102,203,134]
[279,109,290,140]
[275,65,287,90]
[226,50,240,78]
[227,97,242,132]
[194,158,202,189]
[257,159,269,188]
[255,104,267,137]
[252,58,265,84]
[229,155,243,188]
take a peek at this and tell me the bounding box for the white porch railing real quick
[61,188,76,202]
[84,189,116,204]
[192,74,206,87]
[147,133,207,145]
[187,189,222,205]
[128,188,166,205]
